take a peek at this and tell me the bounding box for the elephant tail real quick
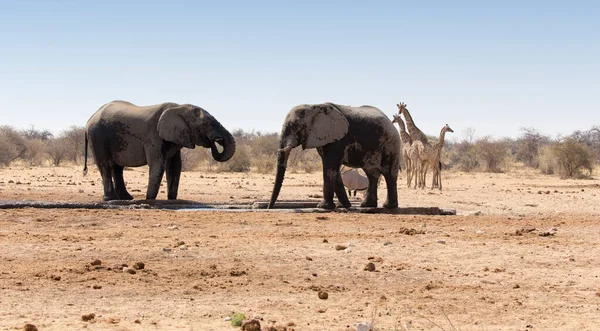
[83,131,88,176]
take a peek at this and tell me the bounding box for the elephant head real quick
[268,103,349,208]
[157,104,236,162]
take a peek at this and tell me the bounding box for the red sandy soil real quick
[1,165,600,330]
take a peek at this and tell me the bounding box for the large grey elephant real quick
[268,103,401,210]
[83,100,236,201]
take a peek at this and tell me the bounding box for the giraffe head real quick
[396,102,408,115]
[391,113,404,124]
[444,124,454,133]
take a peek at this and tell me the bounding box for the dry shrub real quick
[181,148,210,171]
[252,154,275,174]
[0,126,27,166]
[46,138,69,166]
[24,139,47,166]
[514,127,550,168]
[550,138,593,178]
[0,139,19,166]
[475,137,508,173]
[218,146,251,172]
[249,133,278,156]
[448,141,478,172]
[288,148,321,173]
[59,126,86,164]
[538,145,557,175]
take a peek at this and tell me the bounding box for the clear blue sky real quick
[1,1,598,140]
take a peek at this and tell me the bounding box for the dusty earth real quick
[1,164,600,330]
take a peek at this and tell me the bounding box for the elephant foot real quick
[317,200,336,210]
[336,200,352,209]
[117,192,134,200]
[103,193,119,201]
[360,198,378,208]
[383,199,398,209]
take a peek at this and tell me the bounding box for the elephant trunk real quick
[211,129,236,162]
[268,147,292,209]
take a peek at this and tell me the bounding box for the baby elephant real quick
[84,100,236,201]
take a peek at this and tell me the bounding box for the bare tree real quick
[46,137,69,166]
[551,137,593,178]
[0,126,28,165]
[58,126,86,164]
[515,127,550,168]
[476,137,508,173]
[20,125,53,141]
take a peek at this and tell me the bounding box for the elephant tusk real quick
[278,146,293,154]
[214,141,224,154]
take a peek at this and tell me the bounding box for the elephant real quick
[83,100,236,201]
[268,102,401,210]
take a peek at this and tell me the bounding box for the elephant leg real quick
[112,165,133,200]
[166,151,182,200]
[382,171,399,209]
[146,150,166,200]
[360,168,380,208]
[334,171,351,208]
[317,147,343,210]
[98,163,118,201]
[146,165,165,200]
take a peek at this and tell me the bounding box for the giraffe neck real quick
[402,108,428,144]
[436,127,449,150]
[395,120,412,144]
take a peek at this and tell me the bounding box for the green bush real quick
[230,312,245,327]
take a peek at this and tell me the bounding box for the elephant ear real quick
[157,105,195,148]
[304,104,349,149]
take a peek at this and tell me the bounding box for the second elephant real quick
[84,100,236,201]
[269,102,401,210]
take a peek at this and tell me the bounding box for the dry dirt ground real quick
[1,165,600,330]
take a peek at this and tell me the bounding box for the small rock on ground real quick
[81,313,95,322]
[356,321,374,331]
[241,319,261,331]
[23,324,38,331]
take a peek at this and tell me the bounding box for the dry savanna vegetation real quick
[1,124,600,331]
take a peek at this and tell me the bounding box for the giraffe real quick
[396,103,429,145]
[420,124,454,190]
[430,124,454,190]
[408,140,425,189]
[391,114,414,188]
[397,102,433,188]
